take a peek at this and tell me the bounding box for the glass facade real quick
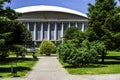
[29,22,34,40]
[27,22,87,46]
[84,23,87,32]
[36,23,41,40]
[43,22,48,40]
[77,22,82,30]
[70,22,76,27]
[63,23,69,33]
[50,23,55,40]
[57,23,62,40]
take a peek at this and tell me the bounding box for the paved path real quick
[26,56,71,80]
[1,56,120,80]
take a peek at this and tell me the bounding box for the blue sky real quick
[4,0,120,14]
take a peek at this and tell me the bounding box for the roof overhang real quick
[15,5,88,18]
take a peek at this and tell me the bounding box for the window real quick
[36,23,41,40]
[43,22,48,40]
[29,22,34,40]
[77,22,82,30]
[57,23,62,40]
[70,22,76,27]
[63,23,69,33]
[50,23,55,40]
[84,23,87,32]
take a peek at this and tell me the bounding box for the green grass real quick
[66,62,120,75]
[9,49,41,57]
[107,51,120,56]
[60,51,120,75]
[0,56,38,78]
[26,49,41,57]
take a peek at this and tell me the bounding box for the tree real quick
[11,21,31,46]
[63,26,85,48]
[87,0,120,50]
[0,0,31,59]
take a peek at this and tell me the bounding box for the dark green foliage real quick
[87,0,120,50]
[0,0,31,59]
[63,26,85,47]
[11,21,32,46]
[40,41,56,56]
[12,45,27,58]
[57,40,106,66]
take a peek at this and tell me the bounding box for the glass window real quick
[70,22,76,27]
[77,22,82,30]
[50,23,55,40]
[29,22,34,40]
[84,23,87,32]
[57,23,62,40]
[43,22,48,40]
[63,23,69,33]
[36,23,41,40]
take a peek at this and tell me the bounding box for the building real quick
[15,5,88,46]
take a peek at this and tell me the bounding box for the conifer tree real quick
[87,0,120,50]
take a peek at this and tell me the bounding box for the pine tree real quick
[0,0,31,59]
[87,0,120,50]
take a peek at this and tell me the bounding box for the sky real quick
[4,0,120,14]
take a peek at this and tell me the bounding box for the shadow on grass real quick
[64,56,120,68]
[105,56,120,60]
[0,66,31,73]
[64,64,106,68]
[0,58,36,65]
[98,61,120,64]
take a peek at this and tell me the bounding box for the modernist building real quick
[15,5,88,46]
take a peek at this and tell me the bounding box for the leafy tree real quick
[87,0,120,50]
[63,26,85,48]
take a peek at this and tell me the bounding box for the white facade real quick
[15,5,88,46]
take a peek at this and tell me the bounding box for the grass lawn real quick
[26,49,41,57]
[107,51,120,56]
[0,56,38,78]
[60,51,120,75]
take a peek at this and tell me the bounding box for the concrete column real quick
[54,22,57,41]
[27,22,29,30]
[75,22,77,27]
[34,23,36,45]
[69,22,70,27]
[61,22,64,38]
[48,23,50,40]
[41,23,43,41]
[82,23,85,32]
[34,22,36,41]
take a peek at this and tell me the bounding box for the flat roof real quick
[15,5,88,18]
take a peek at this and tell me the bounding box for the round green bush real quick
[40,41,56,56]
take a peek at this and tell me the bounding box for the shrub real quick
[57,40,106,67]
[40,41,56,56]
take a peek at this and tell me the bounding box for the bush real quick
[57,40,106,67]
[40,41,56,56]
